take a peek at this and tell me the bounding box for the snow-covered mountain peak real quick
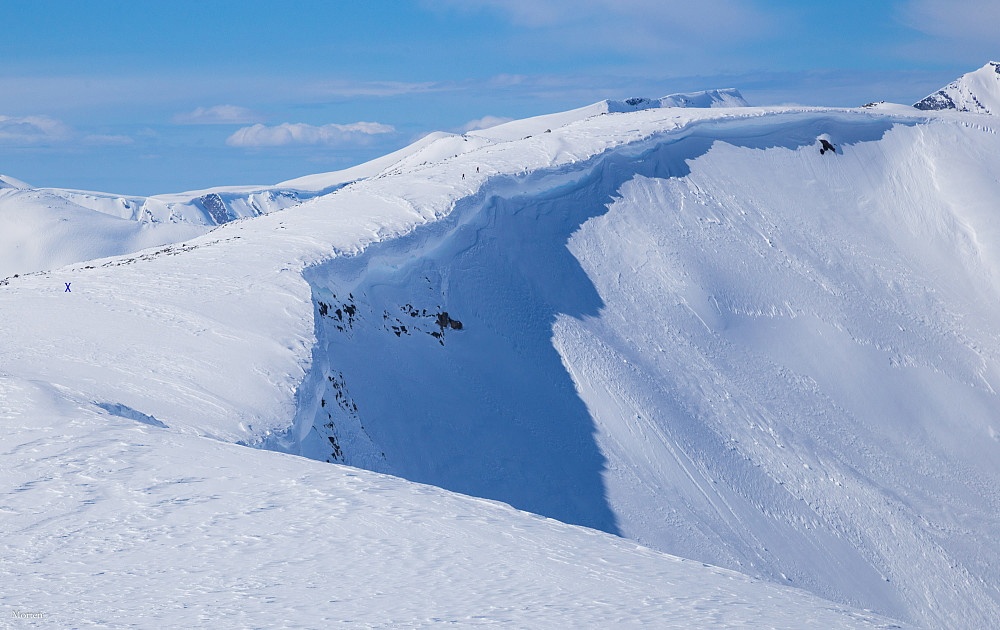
[604,88,749,113]
[914,61,1000,114]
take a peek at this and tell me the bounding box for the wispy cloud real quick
[895,0,1000,63]
[173,105,265,125]
[0,114,72,144]
[307,80,448,98]
[431,0,773,57]
[84,134,134,145]
[0,114,134,147]
[898,0,1000,41]
[226,121,395,147]
[457,115,514,133]
[444,0,761,31]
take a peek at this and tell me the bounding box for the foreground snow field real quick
[0,376,902,628]
[3,73,1000,627]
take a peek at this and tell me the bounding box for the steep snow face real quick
[298,113,1000,628]
[914,61,1000,113]
[556,124,1000,627]
[0,376,901,628]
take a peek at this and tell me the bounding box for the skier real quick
[820,139,837,155]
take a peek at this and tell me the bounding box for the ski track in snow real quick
[2,99,1000,627]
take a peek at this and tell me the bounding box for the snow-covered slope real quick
[0,186,205,278]
[914,61,1000,113]
[0,174,31,189]
[0,132,466,278]
[289,108,1000,628]
[0,89,747,279]
[0,375,901,628]
[0,183,307,277]
[470,88,748,142]
[2,89,999,627]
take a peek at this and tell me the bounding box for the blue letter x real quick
[65,283,71,292]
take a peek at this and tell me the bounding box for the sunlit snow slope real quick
[3,377,899,628]
[2,89,999,627]
[0,135,446,278]
[0,181,300,277]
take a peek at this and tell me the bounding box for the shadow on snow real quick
[289,115,899,535]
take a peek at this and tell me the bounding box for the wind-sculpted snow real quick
[293,113,898,536]
[1,98,999,626]
[289,109,1000,627]
[0,377,902,628]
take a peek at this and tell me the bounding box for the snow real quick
[0,174,31,189]
[0,377,901,628]
[0,89,748,279]
[277,131,463,191]
[292,107,1000,627]
[2,79,999,627]
[0,186,207,279]
[470,88,749,142]
[914,61,1000,114]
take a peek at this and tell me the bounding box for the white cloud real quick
[226,121,395,147]
[458,115,514,132]
[84,134,134,145]
[173,105,265,125]
[0,115,72,144]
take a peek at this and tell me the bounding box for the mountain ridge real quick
[914,61,1000,113]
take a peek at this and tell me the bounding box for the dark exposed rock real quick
[199,193,232,224]
[914,91,957,111]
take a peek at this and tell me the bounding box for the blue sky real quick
[0,0,994,195]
